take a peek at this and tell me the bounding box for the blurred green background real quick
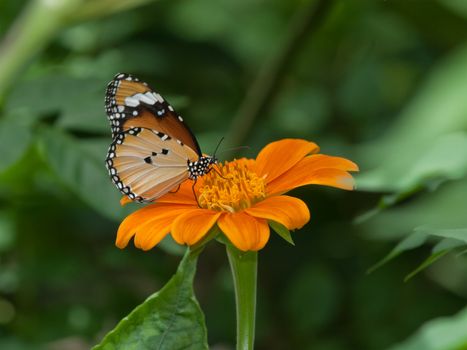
[1,0,467,349]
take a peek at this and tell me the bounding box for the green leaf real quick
[354,186,422,224]
[387,306,467,350]
[369,227,467,279]
[367,231,428,274]
[403,235,467,282]
[404,250,450,282]
[5,75,109,132]
[440,0,467,19]
[93,249,208,350]
[357,132,467,193]
[356,132,467,220]
[359,178,467,240]
[356,43,467,196]
[432,237,467,253]
[0,212,15,253]
[269,220,294,246]
[37,126,128,221]
[402,230,467,281]
[415,227,467,244]
[0,119,32,173]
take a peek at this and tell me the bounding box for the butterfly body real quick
[105,73,215,203]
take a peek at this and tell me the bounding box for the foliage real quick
[388,306,467,350]
[368,227,467,281]
[94,249,208,350]
[0,0,466,349]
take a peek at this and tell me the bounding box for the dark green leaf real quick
[269,220,294,246]
[367,231,428,274]
[356,132,467,220]
[403,230,467,281]
[388,306,467,350]
[6,75,109,132]
[432,237,466,253]
[356,43,467,193]
[93,249,208,350]
[357,133,467,193]
[440,0,467,18]
[369,227,467,279]
[404,250,450,282]
[38,126,128,221]
[415,227,467,244]
[0,119,32,173]
[359,178,467,240]
[0,212,15,253]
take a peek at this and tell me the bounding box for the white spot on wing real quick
[140,91,157,104]
[125,92,157,106]
[154,93,164,103]
[125,96,140,107]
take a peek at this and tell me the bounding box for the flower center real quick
[198,160,266,212]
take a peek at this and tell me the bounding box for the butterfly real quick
[104,73,216,203]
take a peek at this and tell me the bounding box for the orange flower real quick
[116,139,358,252]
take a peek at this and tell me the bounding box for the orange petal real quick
[268,167,356,195]
[116,204,191,250]
[217,212,270,251]
[244,195,310,230]
[299,154,359,172]
[171,209,222,245]
[133,219,173,251]
[255,139,319,183]
[266,154,358,195]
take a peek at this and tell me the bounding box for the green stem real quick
[0,0,156,101]
[226,244,258,350]
[0,0,65,100]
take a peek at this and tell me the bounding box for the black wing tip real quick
[114,72,129,79]
[112,72,141,82]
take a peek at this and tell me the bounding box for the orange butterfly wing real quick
[104,73,208,203]
[105,73,201,154]
[106,127,199,202]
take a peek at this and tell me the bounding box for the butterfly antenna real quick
[216,145,250,155]
[212,137,225,159]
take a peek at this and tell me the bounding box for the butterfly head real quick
[187,155,217,180]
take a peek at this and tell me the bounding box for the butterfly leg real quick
[210,165,227,179]
[169,184,181,194]
[192,179,201,208]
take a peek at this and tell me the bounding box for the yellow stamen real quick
[198,160,266,212]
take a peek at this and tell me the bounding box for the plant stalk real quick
[0,0,64,100]
[226,244,258,350]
